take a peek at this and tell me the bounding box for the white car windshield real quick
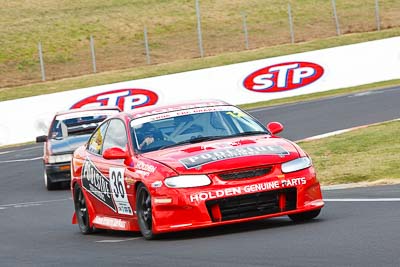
[130,106,268,153]
[50,110,119,139]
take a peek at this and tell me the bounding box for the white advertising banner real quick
[1,37,400,145]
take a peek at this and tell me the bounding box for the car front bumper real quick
[150,168,324,234]
[45,162,71,183]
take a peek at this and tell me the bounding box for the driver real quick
[137,122,161,150]
[139,134,154,149]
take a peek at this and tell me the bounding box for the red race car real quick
[71,100,324,239]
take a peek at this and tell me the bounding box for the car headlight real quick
[48,154,73,164]
[164,175,211,188]
[281,157,312,173]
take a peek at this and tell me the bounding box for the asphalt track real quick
[0,86,399,266]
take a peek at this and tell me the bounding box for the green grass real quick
[299,120,400,185]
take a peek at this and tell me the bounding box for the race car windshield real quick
[130,106,268,153]
[50,111,118,139]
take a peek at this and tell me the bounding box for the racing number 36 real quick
[109,168,133,215]
[111,170,125,198]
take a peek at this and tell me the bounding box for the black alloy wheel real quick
[73,184,93,234]
[136,184,156,240]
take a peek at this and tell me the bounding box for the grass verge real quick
[299,120,400,185]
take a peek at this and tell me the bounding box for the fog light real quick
[154,197,173,204]
[59,165,70,171]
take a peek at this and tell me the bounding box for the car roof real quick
[54,106,121,116]
[126,99,230,119]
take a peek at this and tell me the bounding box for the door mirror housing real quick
[267,122,284,135]
[36,135,48,143]
[103,147,128,160]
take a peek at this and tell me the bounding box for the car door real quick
[99,118,134,217]
[82,121,118,216]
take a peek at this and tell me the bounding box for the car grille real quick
[206,188,297,222]
[218,167,272,181]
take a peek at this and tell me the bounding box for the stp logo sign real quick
[243,62,324,93]
[71,88,158,111]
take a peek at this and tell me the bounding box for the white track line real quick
[0,156,42,164]
[0,198,71,209]
[324,198,400,202]
[96,237,141,243]
[0,146,41,155]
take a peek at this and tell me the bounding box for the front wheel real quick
[136,184,157,240]
[73,184,94,234]
[44,169,58,190]
[288,209,321,222]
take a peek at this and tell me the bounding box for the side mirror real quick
[103,147,128,160]
[36,135,48,143]
[266,122,284,135]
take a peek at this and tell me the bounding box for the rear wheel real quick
[136,184,156,240]
[73,184,94,234]
[288,209,321,222]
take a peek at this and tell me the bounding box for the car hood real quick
[49,135,90,155]
[143,136,300,174]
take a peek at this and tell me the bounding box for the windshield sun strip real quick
[130,106,239,127]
